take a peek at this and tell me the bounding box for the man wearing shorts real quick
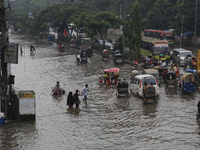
[82,84,89,102]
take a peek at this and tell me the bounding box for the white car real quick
[129,74,160,97]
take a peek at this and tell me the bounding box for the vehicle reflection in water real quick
[142,104,157,117]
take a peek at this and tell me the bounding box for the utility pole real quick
[122,0,126,53]
[194,0,198,50]
[180,16,184,48]
[119,5,122,35]
[0,0,8,119]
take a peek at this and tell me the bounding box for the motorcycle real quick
[52,88,65,96]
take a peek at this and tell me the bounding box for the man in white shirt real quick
[76,53,81,61]
[82,84,89,102]
[161,60,166,68]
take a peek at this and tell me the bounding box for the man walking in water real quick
[82,84,89,102]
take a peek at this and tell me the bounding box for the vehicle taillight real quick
[139,79,142,87]
[155,78,158,85]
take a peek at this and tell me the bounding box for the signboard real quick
[4,43,18,63]
[19,98,35,115]
[18,91,36,115]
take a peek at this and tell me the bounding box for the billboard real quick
[4,43,18,63]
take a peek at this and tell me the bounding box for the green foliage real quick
[73,11,121,47]
[6,0,200,37]
[116,35,128,53]
[134,1,141,61]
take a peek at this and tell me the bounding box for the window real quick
[142,78,156,85]
[133,79,137,84]
[136,79,140,85]
[173,51,177,55]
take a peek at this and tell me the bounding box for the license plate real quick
[117,59,122,63]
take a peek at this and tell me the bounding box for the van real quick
[129,74,160,98]
[172,48,193,66]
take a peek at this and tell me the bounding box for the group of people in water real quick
[76,52,88,62]
[54,82,89,109]
[67,84,89,108]
[19,44,36,55]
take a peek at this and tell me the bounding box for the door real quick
[129,78,135,94]
[134,79,140,96]
[130,78,137,95]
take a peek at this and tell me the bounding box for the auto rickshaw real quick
[142,85,157,104]
[101,49,109,61]
[114,53,123,64]
[130,70,140,82]
[143,55,153,69]
[99,68,120,85]
[179,72,196,94]
[116,79,129,98]
[164,71,178,89]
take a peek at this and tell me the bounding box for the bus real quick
[141,37,170,64]
[144,29,175,48]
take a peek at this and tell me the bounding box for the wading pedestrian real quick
[74,90,81,108]
[67,91,75,108]
[82,84,89,102]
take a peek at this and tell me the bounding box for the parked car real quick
[129,74,160,98]
[171,48,193,66]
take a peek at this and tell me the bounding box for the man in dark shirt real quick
[74,90,81,108]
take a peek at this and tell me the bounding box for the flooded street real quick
[0,34,200,150]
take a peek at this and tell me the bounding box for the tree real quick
[74,11,121,49]
[125,19,134,60]
[133,0,141,61]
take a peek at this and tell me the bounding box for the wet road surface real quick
[0,34,200,150]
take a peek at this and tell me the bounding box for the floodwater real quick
[0,34,200,150]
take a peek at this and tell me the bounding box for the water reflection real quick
[0,121,37,150]
[142,104,157,117]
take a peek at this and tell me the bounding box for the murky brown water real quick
[0,34,200,150]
